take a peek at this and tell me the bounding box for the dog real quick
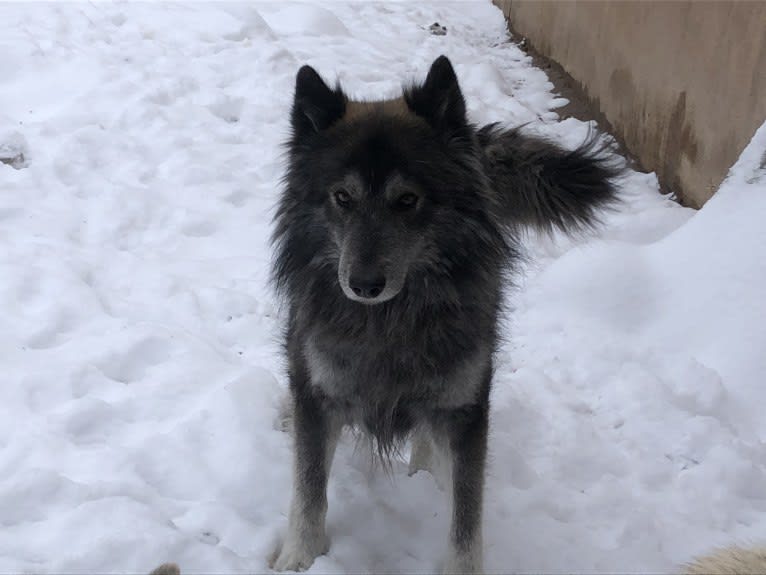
[149,564,180,575]
[270,55,618,573]
[683,545,766,574]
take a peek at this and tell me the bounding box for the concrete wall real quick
[494,1,766,207]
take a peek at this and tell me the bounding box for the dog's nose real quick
[349,273,386,299]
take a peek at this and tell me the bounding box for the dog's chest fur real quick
[299,304,491,438]
[305,335,486,405]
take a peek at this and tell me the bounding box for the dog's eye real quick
[394,193,419,211]
[334,189,352,208]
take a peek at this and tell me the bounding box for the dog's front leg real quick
[408,426,434,477]
[443,401,488,574]
[271,385,340,572]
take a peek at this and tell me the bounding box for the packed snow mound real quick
[506,121,766,570]
[0,1,764,573]
[260,4,350,38]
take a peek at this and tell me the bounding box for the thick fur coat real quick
[270,55,619,573]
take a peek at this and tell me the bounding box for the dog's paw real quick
[408,429,434,476]
[443,549,483,574]
[270,534,328,572]
[274,392,294,434]
[408,431,450,491]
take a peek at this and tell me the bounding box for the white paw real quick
[270,533,328,572]
[408,431,449,491]
[443,549,483,574]
[408,429,434,476]
[274,392,294,434]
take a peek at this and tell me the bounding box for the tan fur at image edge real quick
[149,563,180,575]
[146,545,766,574]
[684,546,766,575]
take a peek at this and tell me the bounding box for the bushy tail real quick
[478,124,622,233]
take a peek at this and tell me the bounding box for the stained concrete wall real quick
[494,1,766,207]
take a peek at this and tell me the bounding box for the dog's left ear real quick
[404,56,467,133]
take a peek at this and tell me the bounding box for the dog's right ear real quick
[291,65,346,138]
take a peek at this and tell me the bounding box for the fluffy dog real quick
[270,55,618,572]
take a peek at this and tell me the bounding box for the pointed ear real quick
[291,65,346,138]
[404,56,467,133]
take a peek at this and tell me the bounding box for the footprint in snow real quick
[198,530,220,545]
[223,189,251,207]
[25,310,78,350]
[182,219,217,238]
[98,336,174,384]
[208,95,244,124]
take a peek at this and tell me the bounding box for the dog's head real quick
[280,56,494,305]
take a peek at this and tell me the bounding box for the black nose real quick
[349,273,386,299]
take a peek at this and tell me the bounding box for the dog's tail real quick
[478,124,622,233]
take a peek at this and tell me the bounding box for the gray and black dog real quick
[270,55,618,573]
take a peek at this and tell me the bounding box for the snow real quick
[0,2,763,573]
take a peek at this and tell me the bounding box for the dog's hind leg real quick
[441,376,490,574]
[271,387,340,572]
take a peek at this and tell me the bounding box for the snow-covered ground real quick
[1,2,764,573]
